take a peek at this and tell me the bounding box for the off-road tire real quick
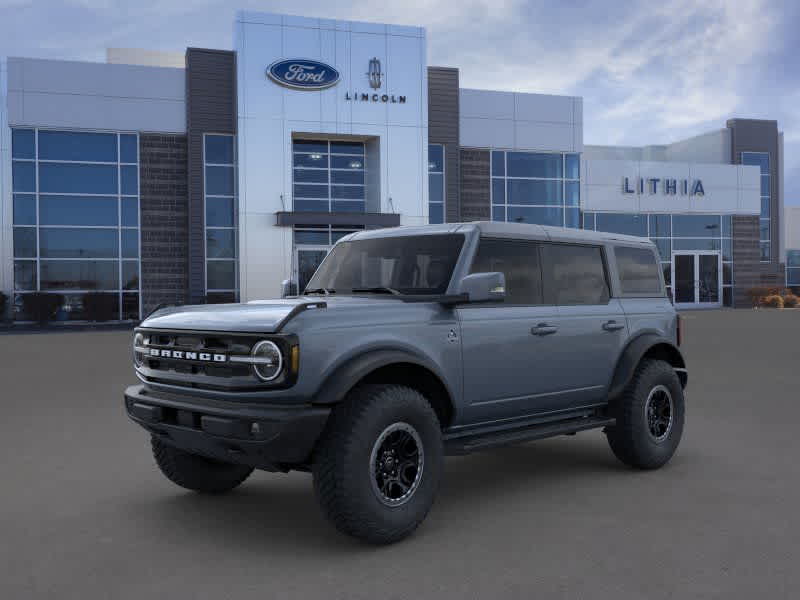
[605,359,685,469]
[151,436,254,493]
[312,384,443,544]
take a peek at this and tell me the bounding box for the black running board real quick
[444,416,615,456]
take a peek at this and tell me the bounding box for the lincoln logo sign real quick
[267,59,340,90]
[623,177,705,196]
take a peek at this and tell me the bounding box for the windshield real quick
[305,234,465,296]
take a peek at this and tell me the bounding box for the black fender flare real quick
[607,333,687,400]
[311,348,455,408]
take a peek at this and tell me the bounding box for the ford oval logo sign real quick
[267,59,340,90]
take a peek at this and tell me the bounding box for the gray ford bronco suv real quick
[125,222,686,544]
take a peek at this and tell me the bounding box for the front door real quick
[671,251,721,308]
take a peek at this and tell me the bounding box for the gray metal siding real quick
[186,48,237,303]
[427,67,460,223]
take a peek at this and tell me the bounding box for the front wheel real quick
[312,384,443,544]
[605,359,685,469]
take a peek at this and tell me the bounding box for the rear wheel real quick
[151,436,254,493]
[605,359,685,469]
[312,384,443,544]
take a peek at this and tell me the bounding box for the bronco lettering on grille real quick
[149,348,227,362]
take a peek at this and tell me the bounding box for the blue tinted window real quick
[429,203,444,224]
[294,199,328,212]
[491,151,505,177]
[492,179,505,205]
[12,161,36,192]
[673,214,721,237]
[121,198,139,226]
[507,152,562,178]
[38,131,117,162]
[596,213,647,237]
[205,166,235,195]
[507,206,563,226]
[294,169,329,183]
[565,181,579,206]
[722,238,732,261]
[293,140,328,154]
[761,197,770,218]
[294,153,329,168]
[206,197,234,227]
[787,250,800,268]
[294,184,329,199]
[121,165,138,195]
[40,260,119,290]
[721,215,732,237]
[331,230,359,242]
[13,194,36,225]
[741,152,769,174]
[122,261,139,290]
[14,261,37,291]
[583,212,595,230]
[294,230,330,245]
[565,154,580,179]
[788,268,800,285]
[120,135,138,163]
[760,242,770,261]
[330,141,364,155]
[207,229,236,258]
[14,227,37,258]
[331,185,364,200]
[332,201,366,213]
[12,129,35,159]
[39,163,118,194]
[331,170,364,185]
[40,195,118,226]
[331,155,362,169]
[205,135,234,164]
[649,214,671,237]
[428,145,444,172]
[565,207,580,229]
[207,260,236,290]
[121,229,139,258]
[673,238,721,252]
[40,228,118,258]
[492,206,506,221]
[760,175,770,197]
[429,174,444,204]
[653,238,671,261]
[507,180,562,206]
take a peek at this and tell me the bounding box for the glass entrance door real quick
[296,248,329,293]
[671,252,721,308]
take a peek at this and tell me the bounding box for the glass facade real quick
[292,140,365,213]
[787,250,800,287]
[491,150,580,228]
[742,152,770,261]
[292,225,364,291]
[11,128,140,320]
[428,144,444,224]
[583,212,734,306]
[204,134,238,300]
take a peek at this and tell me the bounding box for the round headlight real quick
[133,332,145,367]
[251,340,283,381]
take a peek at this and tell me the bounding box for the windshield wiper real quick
[351,286,402,296]
[303,287,335,295]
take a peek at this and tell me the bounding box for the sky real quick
[1,0,798,204]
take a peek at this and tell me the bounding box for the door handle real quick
[531,323,558,336]
[602,320,625,332]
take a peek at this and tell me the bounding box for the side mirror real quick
[280,279,297,298]
[456,272,506,303]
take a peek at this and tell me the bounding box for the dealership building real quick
[0,10,794,320]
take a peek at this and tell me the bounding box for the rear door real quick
[457,238,563,424]
[537,242,628,410]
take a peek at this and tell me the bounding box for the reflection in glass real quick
[674,255,695,303]
[507,179,562,206]
[698,254,719,303]
[14,261,37,291]
[40,195,118,226]
[39,163,118,194]
[207,260,236,290]
[39,228,118,258]
[13,194,36,225]
[12,129,35,159]
[205,166,235,196]
[205,135,234,164]
[206,229,236,259]
[206,197,234,227]
[40,261,119,290]
[13,228,37,258]
[507,152,562,178]
[38,130,117,162]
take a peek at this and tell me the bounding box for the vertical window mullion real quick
[117,133,122,320]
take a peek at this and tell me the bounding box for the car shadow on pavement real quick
[127,434,658,552]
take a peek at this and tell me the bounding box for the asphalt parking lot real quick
[1,309,798,599]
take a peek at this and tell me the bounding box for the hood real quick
[140,296,395,333]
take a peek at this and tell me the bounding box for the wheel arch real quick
[312,349,456,428]
[608,333,687,400]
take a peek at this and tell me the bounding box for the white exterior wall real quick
[585,129,731,165]
[1,59,10,298]
[7,57,185,132]
[459,89,582,152]
[785,206,800,251]
[582,158,761,215]
[106,48,186,69]
[235,11,429,301]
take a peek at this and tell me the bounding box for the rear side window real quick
[470,238,542,305]
[540,243,609,305]
[615,246,663,295]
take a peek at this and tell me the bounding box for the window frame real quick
[539,242,612,307]
[613,245,667,298]
[467,237,545,306]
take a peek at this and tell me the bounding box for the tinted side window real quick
[470,238,542,305]
[615,246,663,295]
[541,243,609,305]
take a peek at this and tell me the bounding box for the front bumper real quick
[124,384,330,471]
